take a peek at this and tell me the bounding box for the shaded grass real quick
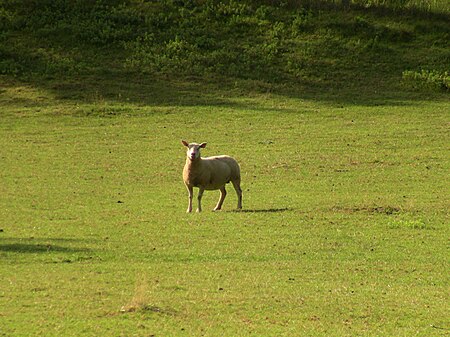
[1,0,449,103]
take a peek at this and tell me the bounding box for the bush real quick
[402,69,450,91]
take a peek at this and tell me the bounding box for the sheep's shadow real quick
[232,207,292,213]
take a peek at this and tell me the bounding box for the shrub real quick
[402,69,450,91]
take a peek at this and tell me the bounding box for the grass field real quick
[1,0,450,336]
[1,75,449,336]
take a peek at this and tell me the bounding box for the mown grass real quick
[1,80,449,335]
[1,0,449,336]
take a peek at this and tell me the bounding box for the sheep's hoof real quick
[213,207,222,211]
[196,209,202,213]
[186,208,192,213]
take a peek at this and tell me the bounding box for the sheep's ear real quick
[181,140,189,147]
[200,142,207,148]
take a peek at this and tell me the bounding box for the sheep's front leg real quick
[186,185,193,213]
[197,187,205,213]
[214,186,227,211]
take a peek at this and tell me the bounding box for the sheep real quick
[182,140,242,213]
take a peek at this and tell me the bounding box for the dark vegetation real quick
[0,0,449,105]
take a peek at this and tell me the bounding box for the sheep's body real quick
[183,155,240,190]
[182,141,242,213]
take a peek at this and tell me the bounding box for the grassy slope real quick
[1,1,449,98]
[1,1,449,336]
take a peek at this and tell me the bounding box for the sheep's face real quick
[182,141,207,161]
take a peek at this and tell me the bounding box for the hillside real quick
[0,0,449,105]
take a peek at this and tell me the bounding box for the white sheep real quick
[182,140,242,213]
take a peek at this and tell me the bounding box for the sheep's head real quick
[182,140,207,161]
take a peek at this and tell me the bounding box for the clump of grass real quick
[120,274,176,316]
[388,218,432,230]
[120,274,151,313]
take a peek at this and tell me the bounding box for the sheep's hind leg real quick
[197,187,205,213]
[214,186,227,211]
[232,180,242,210]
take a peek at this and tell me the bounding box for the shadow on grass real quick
[2,69,446,116]
[8,74,427,109]
[0,243,90,253]
[0,238,91,254]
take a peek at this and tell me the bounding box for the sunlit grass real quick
[1,81,448,335]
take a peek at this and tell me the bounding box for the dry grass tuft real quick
[120,274,150,313]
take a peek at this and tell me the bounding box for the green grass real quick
[1,1,449,336]
[1,79,449,335]
[1,0,449,92]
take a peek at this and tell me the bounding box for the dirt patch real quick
[333,205,401,215]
